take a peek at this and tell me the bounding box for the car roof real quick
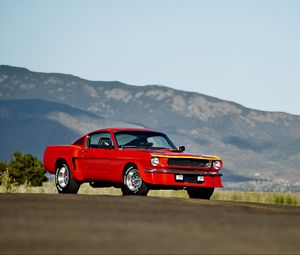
[88,127,162,135]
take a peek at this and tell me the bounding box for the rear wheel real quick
[121,165,149,196]
[187,187,214,199]
[55,162,80,194]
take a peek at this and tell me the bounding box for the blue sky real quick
[1,0,299,115]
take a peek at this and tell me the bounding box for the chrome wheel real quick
[57,164,69,188]
[55,162,80,194]
[122,165,149,196]
[125,168,142,192]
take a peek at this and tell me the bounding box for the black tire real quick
[121,165,149,196]
[187,187,214,199]
[55,162,80,194]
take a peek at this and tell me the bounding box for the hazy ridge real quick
[1,65,299,192]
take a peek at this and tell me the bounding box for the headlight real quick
[151,157,160,166]
[212,160,222,170]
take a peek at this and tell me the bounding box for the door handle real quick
[82,149,88,153]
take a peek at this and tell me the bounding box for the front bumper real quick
[142,168,223,188]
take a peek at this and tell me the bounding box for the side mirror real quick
[178,146,185,152]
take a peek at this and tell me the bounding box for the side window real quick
[89,132,114,149]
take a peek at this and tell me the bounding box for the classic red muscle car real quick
[43,128,223,199]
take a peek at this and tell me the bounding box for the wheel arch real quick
[121,161,149,196]
[55,157,85,182]
[55,157,81,194]
[122,162,138,174]
[122,161,148,183]
[55,158,67,168]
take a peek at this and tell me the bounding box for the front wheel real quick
[121,165,149,196]
[187,187,214,199]
[55,162,80,194]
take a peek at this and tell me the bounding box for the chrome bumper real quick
[144,168,222,176]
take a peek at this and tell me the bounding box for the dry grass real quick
[212,190,300,206]
[1,182,299,206]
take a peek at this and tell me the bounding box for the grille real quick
[168,158,210,168]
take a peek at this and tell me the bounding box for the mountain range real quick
[1,65,299,192]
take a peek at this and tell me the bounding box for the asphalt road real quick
[0,194,299,254]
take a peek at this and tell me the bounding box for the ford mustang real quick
[43,128,223,199]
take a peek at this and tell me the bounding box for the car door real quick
[80,132,116,181]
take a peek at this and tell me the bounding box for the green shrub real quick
[8,151,47,187]
[0,168,14,191]
[0,161,8,185]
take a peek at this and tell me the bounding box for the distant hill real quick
[0,98,140,160]
[1,65,299,191]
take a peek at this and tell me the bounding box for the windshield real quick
[114,131,176,150]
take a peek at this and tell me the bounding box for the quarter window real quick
[73,137,85,146]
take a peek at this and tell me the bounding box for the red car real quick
[43,128,223,199]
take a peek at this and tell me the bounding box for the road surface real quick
[0,193,299,254]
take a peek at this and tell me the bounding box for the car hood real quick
[122,148,221,160]
[150,150,221,161]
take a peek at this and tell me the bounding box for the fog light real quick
[175,174,184,181]
[197,176,204,182]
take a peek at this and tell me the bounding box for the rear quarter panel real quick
[43,145,82,175]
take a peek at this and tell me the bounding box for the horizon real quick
[1,63,299,116]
